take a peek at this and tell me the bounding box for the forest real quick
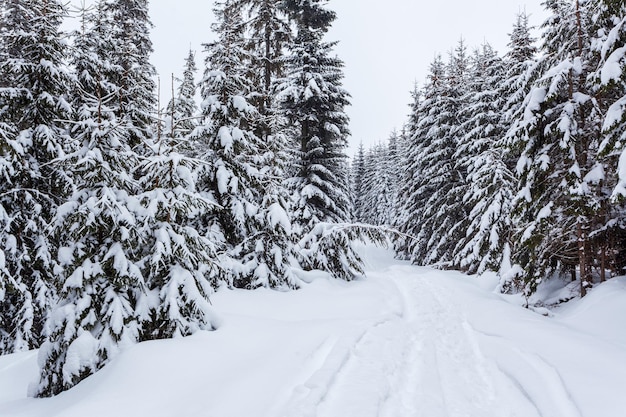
[357,1,626,298]
[0,0,625,399]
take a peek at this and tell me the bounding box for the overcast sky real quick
[71,0,549,156]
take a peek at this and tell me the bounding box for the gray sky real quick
[72,0,548,156]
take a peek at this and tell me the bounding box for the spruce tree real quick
[236,0,299,289]
[409,42,470,266]
[280,0,352,232]
[592,0,626,279]
[0,0,73,354]
[136,128,221,341]
[453,43,512,274]
[165,49,199,141]
[104,0,156,150]
[194,0,297,289]
[359,141,397,226]
[237,0,291,117]
[351,142,366,223]
[394,86,422,259]
[35,2,144,395]
[508,0,603,296]
[396,58,445,261]
[279,0,366,281]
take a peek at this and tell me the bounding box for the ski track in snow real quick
[2,250,624,417]
[276,265,585,417]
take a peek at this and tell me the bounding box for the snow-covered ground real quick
[1,245,625,417]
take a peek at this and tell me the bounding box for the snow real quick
[231,96,248,112]
[615,149,626,199]
[524,87,546,121]
[1,245,626,417]
[583,164,605,184]
[267,202,291,233]
[57,247,73,266]
[61,332,98,386]
[218,126,233,151]
[537,201,553,221]
[601,46,626,84]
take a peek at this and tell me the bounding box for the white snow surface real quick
[1,245,625,417]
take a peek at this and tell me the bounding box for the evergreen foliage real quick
[506,0,605,295]
[350,142,366,222]
[280,0,352,233]
[0,0,73,354]
[391,0,626,296]
[194,0,298,289]
[104,0,156,150]
[137,133,221,341]
[395,44,471,267]
[453,44,512,274]
[165,50,199,141]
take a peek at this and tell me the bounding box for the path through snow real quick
[0,245,625,417]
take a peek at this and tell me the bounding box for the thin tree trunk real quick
[578,221,588,297]
[600,243,606,282]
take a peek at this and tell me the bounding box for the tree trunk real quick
[578,221,588,297]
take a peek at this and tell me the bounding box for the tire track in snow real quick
[475,331,583,417]
[275,269,410,417]
[276,265,577,417]
[389,273,500,417]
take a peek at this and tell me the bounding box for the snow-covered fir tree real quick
[237,0,301,289]
[194,0,297,289]
[593,0,626,278]
[35,3,145,395]
[104,0,156,150]
[280,0,369,281]
[237,0,291,117]
[350,142,366,222]
[394,86,422,258]
[507,0,604,296]
[280,0,352,231]
[37,0,223,396]
[136,131,221,341]
[453,43,512,275]
[0,0,73,354]
[400,41,471,267]
[165,49,199,141]
[395,57,444,260]
[359,139,398,227]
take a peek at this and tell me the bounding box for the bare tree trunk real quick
[600,243,606,282]
[578,221,588,297]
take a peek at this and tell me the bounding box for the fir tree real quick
[0,0,73,354]
[280,0,352,232]
[280,0,362,280]
[195,0,298,289]
[394,86,422,259]
[409,42,470,266]
[351,142,366,222]
[165,49,199,142]
[508,0,603,296]
[237,0,291,117]
[104,0,156,150]
[35,2,146,393]
[396,58,445,261]
[37,63,143,398]
[453,43,512,274]
[136,130,221,341]
[359,141,397,226]
[592,0,626,279]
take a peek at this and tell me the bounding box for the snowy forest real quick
[358,2,626,294]
[0,0,625,400]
